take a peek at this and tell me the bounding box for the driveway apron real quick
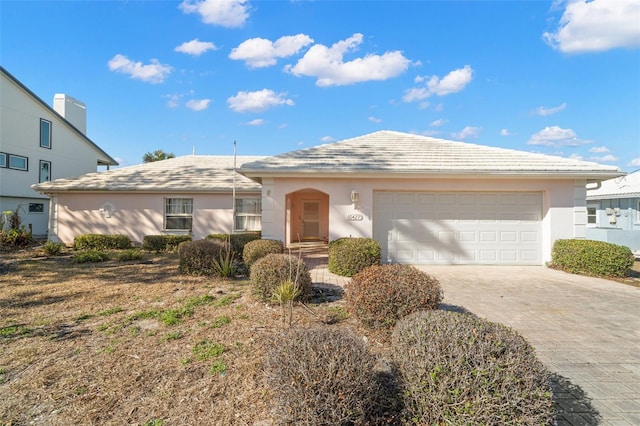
[419,265,640,426]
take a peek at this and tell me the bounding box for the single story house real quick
[34,130,624,265]
[586,170,640,252]
[32,155,264,244]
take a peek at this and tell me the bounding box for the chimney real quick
[53,93,87,134]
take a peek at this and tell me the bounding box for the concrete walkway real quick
[297,245,640,425]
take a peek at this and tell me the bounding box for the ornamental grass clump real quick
[328,237,381,277]
[250,253,311,302]
[391,310,554,425]
[345,264,442,330]
[242,239,284,270]
[265,326,379,425]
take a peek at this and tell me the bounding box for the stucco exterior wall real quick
[50,192,256,245]
[260,177,584,264]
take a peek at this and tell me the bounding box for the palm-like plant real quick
[142,149,176,163]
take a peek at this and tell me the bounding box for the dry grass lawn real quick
[0,247,369,426]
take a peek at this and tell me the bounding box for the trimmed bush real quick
[42,240,65,256]
[392,310,554,425]
[250,253,312,302]
[265,326,379,425]
[208,232,261,259]
[142,235,192,253]
[242,239,284,270]
[550,239,634,278]
[328,237,381,277]
[346,264,442,330]
[72,249,110,263]
[178,239,227,276]
[73,234,131,251]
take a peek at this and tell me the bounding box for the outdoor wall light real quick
[350,189,359,205]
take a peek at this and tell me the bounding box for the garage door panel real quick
[373,191,542,265]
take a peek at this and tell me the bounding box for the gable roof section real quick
[239,130,623,181]
[1,66,118,167]
[32,155,264,193]
[587,170,640,200]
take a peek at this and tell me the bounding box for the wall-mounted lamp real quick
[350,189,359,205]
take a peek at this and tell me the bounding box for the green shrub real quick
[142,235,192,253]
[116,248,144,262]
[392,310,554,425]
[550,239,634,278]
[242,239,284,270]
[42,240,65,256]
[208,232,261,259]
[72,249,110,263]
[178,239,227,276]
[0,228,32,247]
[250,253,312,302]
[73,234,131,251]
[328,237,381,277]
[265,326,379,425]
[346,264,442,330]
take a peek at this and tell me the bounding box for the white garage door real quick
[373,191,542,265]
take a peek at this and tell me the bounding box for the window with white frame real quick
[587,205,597,225]
[29,203,44,213]
[637,201,640,222]
[165,198,193,231]
[0,153,6,168]
[39,160,51,182]
[40,119,52,149]
[8,154,27,171]
[235,197,261,232]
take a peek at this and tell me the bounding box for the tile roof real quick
[32,155,264,193]
[587,170,640,200]
[239,130,623,180]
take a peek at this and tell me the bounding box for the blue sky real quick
[1,0,639,171]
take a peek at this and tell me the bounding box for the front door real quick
[302,200,321,241]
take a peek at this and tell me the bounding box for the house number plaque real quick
[346,213,364,221]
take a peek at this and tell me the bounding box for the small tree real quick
[142,149,176,163]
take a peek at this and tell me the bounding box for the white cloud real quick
[285,33,410,86]
[451,126,481,140]
[175,38,217,56]
[321,136,335,143]
[165,94,182,108]
[368,116,382,123]
[629,158,640,167]
[430,118,447,127]
[403,65,473,102]
[227,89,294,113]
[590,154,619,162]
[589,146,610,153]
[543,0,640,53]
[179,0,249,28]
[535,102,567,116]
[527,125,590,147]
[185,99,211,111]
[500,129,511,136]
[246,118,265,126]
[230,34,314,68]
[107,54,171,84]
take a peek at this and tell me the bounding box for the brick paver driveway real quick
[419,265,640,426]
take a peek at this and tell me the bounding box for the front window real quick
[235,197,261,231]
[40,119,52,149]
[0,153,6,168]
[8,154,28,171]
[637,201,640,223]
[165,198,193,231]
[587,206,597,225]
[39,160,51,182]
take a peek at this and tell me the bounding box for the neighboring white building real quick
[586,170,640,252]
[1,66,117,237]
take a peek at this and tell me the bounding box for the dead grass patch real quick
[0,248,375,425]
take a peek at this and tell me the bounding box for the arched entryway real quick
[285,188,329,245]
